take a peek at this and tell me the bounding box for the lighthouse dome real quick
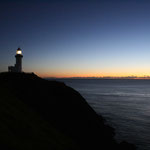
[16,48,22,55]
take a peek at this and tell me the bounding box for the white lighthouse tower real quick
[8,48,23,72]
[15,48,23,72]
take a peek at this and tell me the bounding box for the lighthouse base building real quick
[8,48,23,73]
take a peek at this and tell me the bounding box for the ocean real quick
[56,79,150,150]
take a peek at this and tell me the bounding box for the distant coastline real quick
[45,76,150,80]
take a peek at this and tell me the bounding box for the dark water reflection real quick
[56,79,150,150]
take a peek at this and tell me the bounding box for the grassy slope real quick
[0,86,78,150]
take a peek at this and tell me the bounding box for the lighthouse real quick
[15,48,23,72]
[8,48,23,72]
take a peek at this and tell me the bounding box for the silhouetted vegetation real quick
[0,72,136,150]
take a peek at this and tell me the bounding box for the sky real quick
[1,0,150,77]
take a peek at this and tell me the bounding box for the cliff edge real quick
[0,72,136,150]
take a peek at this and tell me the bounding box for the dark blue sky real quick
[1,0,150,77]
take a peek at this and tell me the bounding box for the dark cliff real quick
[0,72,136,150]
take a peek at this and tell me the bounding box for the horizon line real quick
[43,76,150,79]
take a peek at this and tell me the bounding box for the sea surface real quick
[56,79,150,150]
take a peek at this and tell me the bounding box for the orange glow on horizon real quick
[37,72,150,78]
[31,67,150,78]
